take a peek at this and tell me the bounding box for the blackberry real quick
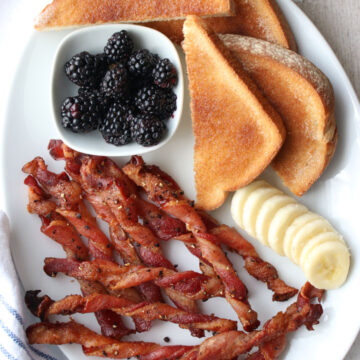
[99,102,132,145]
[152,58,178,89]
[159,90,177,120]
[128,50,158,77]
[128,74,153,98]
[104,30,134,63]
[134,85,166,115]
[102,134,132,146]
[95,52,112,70]
[78,87,111,114]
[60,96,101,133]
[100,64,129,98]
[131,113,165,146]
[64,51,105,88]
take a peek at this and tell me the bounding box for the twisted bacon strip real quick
[199,212,297,301]
[26,321,194,360]
[44,258,216,300]
[26,291,236,334]
[23,175,134,338]
[122,156,259,331]
[195,282,323,360]
[175,220,297,302]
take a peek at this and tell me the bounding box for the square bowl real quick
[51,24,184,156]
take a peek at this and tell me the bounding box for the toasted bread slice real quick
[183,16,286,210]
[146,0,297,50]
[34,0,233,30]
[221,34,337,196]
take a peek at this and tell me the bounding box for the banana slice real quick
[299,232,343,268]
[231,180,268,228]
[303,241,350,290]
[267,203,308,255]
[283,212,321,259]
[230,180,350,290]
[255,194,296,246]
[242,187,281,236]
[291,218,335,264]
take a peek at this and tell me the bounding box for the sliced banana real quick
[283,212,320,259]
[299,232,343,268]
[267,203,308,255]
[255,194,295,246]
[242,187,281,236]
[231,180,268,228]
[303,241,350,290]
[291,218,335,264]
[231,180,350,290]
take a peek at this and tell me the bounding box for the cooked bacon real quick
[22,157,82,209]
[173,223,297,303]
[41,216,89,261]
[246,334,286,360]
[109,222,164,305]
[139,346,196,360]
[109,221,140,265]
[57,207,114,261]
[210,225,297,301]
[135,198,187,241]
[122,156,259,332]
[44,258,216,300]
[26,321,164,358]
[196,282,323,360]
[24,175,57,216]
[26,292,236,334]
[179,348,200,360]
[23,174,133,339]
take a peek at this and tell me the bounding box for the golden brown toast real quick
[183,16,286,211]
[221,34,337,196]
[34,0,234,30]
[146,0,297,50]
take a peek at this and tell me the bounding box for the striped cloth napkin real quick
[0,211,65,360]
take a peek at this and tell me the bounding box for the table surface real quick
[0,0,359,358]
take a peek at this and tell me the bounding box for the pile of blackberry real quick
[61,30,178,147]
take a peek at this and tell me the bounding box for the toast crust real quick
[147,0,297,50]
[183,16,285,210]
[34,0,234,30]
[221,34,337,196]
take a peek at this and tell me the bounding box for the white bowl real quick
[51,24,184,156]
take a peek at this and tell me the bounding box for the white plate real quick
[1,1,360,359]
